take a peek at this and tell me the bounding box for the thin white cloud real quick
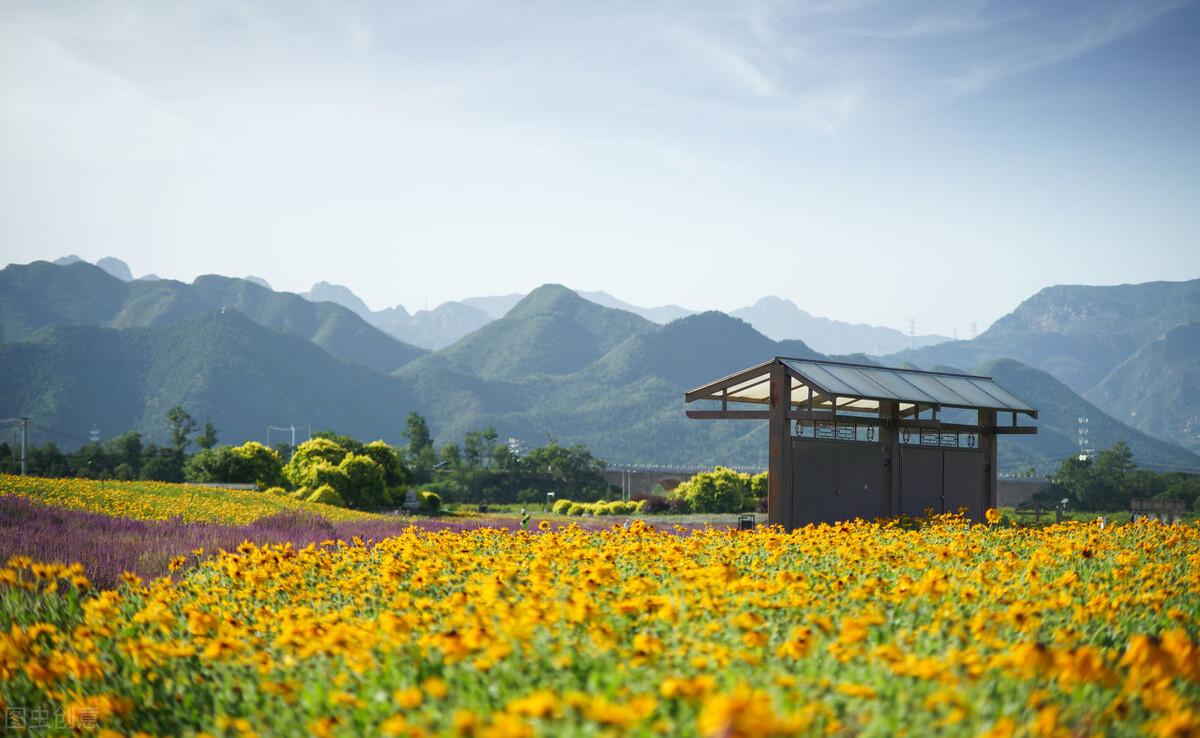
[670,28,777,98]
[941,0,1188,94]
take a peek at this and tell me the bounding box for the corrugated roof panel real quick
[854,366,940,403]
[884,372,973,406]
[687,358,1035,414]
[932,375,1013,409]
[825,364,902,400]
[784,361,862,397]
[778,359,1034,413]
[966,378,1035,412]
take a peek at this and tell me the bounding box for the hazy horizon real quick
[3,0,1199,337]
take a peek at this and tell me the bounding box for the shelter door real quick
[943,449,985,520]
[899,446,943,517]
[790,440,887,527]
[898,447,985,518]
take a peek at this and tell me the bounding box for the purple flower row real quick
[0,496,723,589]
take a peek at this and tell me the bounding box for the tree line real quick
[1042,441,1200,512]
[0,408,613,508]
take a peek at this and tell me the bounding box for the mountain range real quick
[885,279,1200,455]
[0,261,425,374]
[2,258,1198,474]
[297,280,949,355]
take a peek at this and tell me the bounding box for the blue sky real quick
[1,0,1197,336]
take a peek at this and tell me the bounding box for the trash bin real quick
[738,514,756,531]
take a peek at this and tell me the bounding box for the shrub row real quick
[551,499,640,516]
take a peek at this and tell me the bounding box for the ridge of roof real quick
[774,356,990,381]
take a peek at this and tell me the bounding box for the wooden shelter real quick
[685,358,1037,527]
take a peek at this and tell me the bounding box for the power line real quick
[267,424,311,459]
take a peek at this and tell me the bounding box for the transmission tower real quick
[1077,417,1093,461]
[970,321,978,340]
[908,318,916,349]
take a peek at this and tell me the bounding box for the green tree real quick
[522,442,609,502]
[188,442,284,488]
[283,437,350,487]
[404,412,433,456]
[440,443,462,470]
[362,441,407,488]
[280,436,389,508]
[105,432,143,477]
[166,406,197,451]
[1049,442,1142,511]
[335,453,387,508]
[184,447,238,484]
[1161,474,1200,510]
[673,467,750,513]
[750,472,769,499]
[233,441,285,489]
[312,430,364,455]
[196,420,219,451]
[69,442,111,479]
[28,442,70,477]
[140,446,183,482]
[404,412,436,483]
[464,427,499,468]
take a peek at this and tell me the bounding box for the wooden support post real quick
[768,362,792,529]
[979,409,998,513]
[879,401,900,517]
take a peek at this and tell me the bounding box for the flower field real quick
[0,474,385,525]
[3,515,1198,737]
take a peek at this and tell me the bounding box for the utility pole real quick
[20,417,29,476]
[268,424,308,461]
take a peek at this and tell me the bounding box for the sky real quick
[2,0,1198,337]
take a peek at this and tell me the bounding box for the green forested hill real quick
[1084,322,1200,454]
[3,273,1197,473]
[887,279,1200,395]
[403,284,657,382]
[0,311,418,447]
[977,359,1199,473]
[0,261,426,373]
[884,279,1200,454]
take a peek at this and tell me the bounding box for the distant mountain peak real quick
[459,293,526,320]
[303,281,373,318]
[731,298,948,355]
[752,295,803,311]
[244,275,272,289]
[574,290,696,324]
[506,283,582,316]
[96,257,133,282]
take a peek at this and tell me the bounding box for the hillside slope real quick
[0,261,425,373]
[408,284,658,382]
[1085,322,1200,454]
[4,273,1194,473]
[977,358,1200,473]
[887,279,1200,394]
[0,311,418,447]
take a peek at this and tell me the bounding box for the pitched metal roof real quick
[685,357,1037,417]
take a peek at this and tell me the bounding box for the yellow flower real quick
[835,682,877,699]
[421,676,449,699]
[393,687,423,709]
